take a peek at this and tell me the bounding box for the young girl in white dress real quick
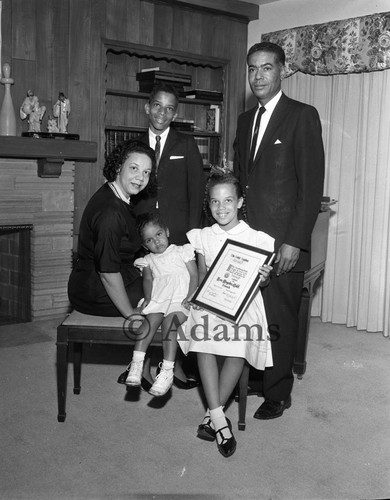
[179,173,274,457]
[124,213,198,397]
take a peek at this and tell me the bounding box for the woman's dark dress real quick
[68,183,143,316]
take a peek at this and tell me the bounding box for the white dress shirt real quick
[251,90,282,159]
[148,127,170,156]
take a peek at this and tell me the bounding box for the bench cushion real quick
[61,310,142,329]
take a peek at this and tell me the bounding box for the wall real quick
[245,0,390,106]
[0,0,250,248]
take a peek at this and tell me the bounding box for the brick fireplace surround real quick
[0,137,96,321]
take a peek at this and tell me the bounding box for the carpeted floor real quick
[0,317,389,500]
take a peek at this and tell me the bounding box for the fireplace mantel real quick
[0,136,97,177]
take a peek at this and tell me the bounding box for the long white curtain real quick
[282,70,390,336]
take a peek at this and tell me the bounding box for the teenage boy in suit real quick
[233,42,325,419]
[135,82,205,245]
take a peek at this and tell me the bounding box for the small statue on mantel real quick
[52,92,70,133]
[47,115,59,133]
[20,89,46,133]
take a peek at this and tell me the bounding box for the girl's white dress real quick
[134,244,195,316]
[178,221,274,370]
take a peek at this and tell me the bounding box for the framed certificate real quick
[191,239,275,324]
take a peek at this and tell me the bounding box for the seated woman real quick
[68,139,156,327]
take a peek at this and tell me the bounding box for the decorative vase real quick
[0,63,17,136]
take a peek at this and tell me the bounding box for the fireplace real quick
[0,158,75,321]
[0,224,32,325]
[0,137,97,323]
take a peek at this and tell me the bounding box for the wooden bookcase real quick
[103,39,229,170]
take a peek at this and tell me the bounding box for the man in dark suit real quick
[233,42,324,419]
[135,82,205,245]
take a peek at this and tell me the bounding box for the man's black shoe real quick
[253,396,292,420]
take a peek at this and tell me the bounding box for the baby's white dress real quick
[134,244,195,317]
[178,221,274,370]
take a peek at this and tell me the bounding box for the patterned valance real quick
[262,11,390,76]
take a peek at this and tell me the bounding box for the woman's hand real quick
[137,298,150,314]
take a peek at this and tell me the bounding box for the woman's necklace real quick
[108,181,130,204]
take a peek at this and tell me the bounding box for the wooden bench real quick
[56,310,250,428]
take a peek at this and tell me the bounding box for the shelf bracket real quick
[37,158,64,178]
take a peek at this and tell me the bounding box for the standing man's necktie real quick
[155,135,161,169]
[248,106,266,168]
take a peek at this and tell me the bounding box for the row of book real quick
[172,107,221,134]
[185,89,223,102]
[171,118,195,132]
[136,68,223,101]
[105,129,143,157]
[167,106,221,133]
[136,68,192,95]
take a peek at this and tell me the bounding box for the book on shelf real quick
[206,105,221,133]
[209,135,220,166]
[137,69,192,95]
[105,129,144,157]
[206,108,215,132]
[138,81,187,95]
[140,67,161,73]
[194,135,220,170]
[171,118,195,132]
[185,89,223,101]
[136,70,192,84]
[194,137,210,168]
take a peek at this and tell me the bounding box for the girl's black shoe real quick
[140,376,152,392]
[215,419,236,457]
[117,368,129,384]
[197,417,216,441]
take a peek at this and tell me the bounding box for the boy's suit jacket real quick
[135,128,205,245]
[233,93,325,271]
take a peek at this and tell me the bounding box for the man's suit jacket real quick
[233,93,325,271]
[135,128,205,245]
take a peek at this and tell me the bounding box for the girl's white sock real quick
[210,406,232,443]
[132,350,146,362]
[161,359,175,370]
[201,408,212,427]
[209,406,227,430]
